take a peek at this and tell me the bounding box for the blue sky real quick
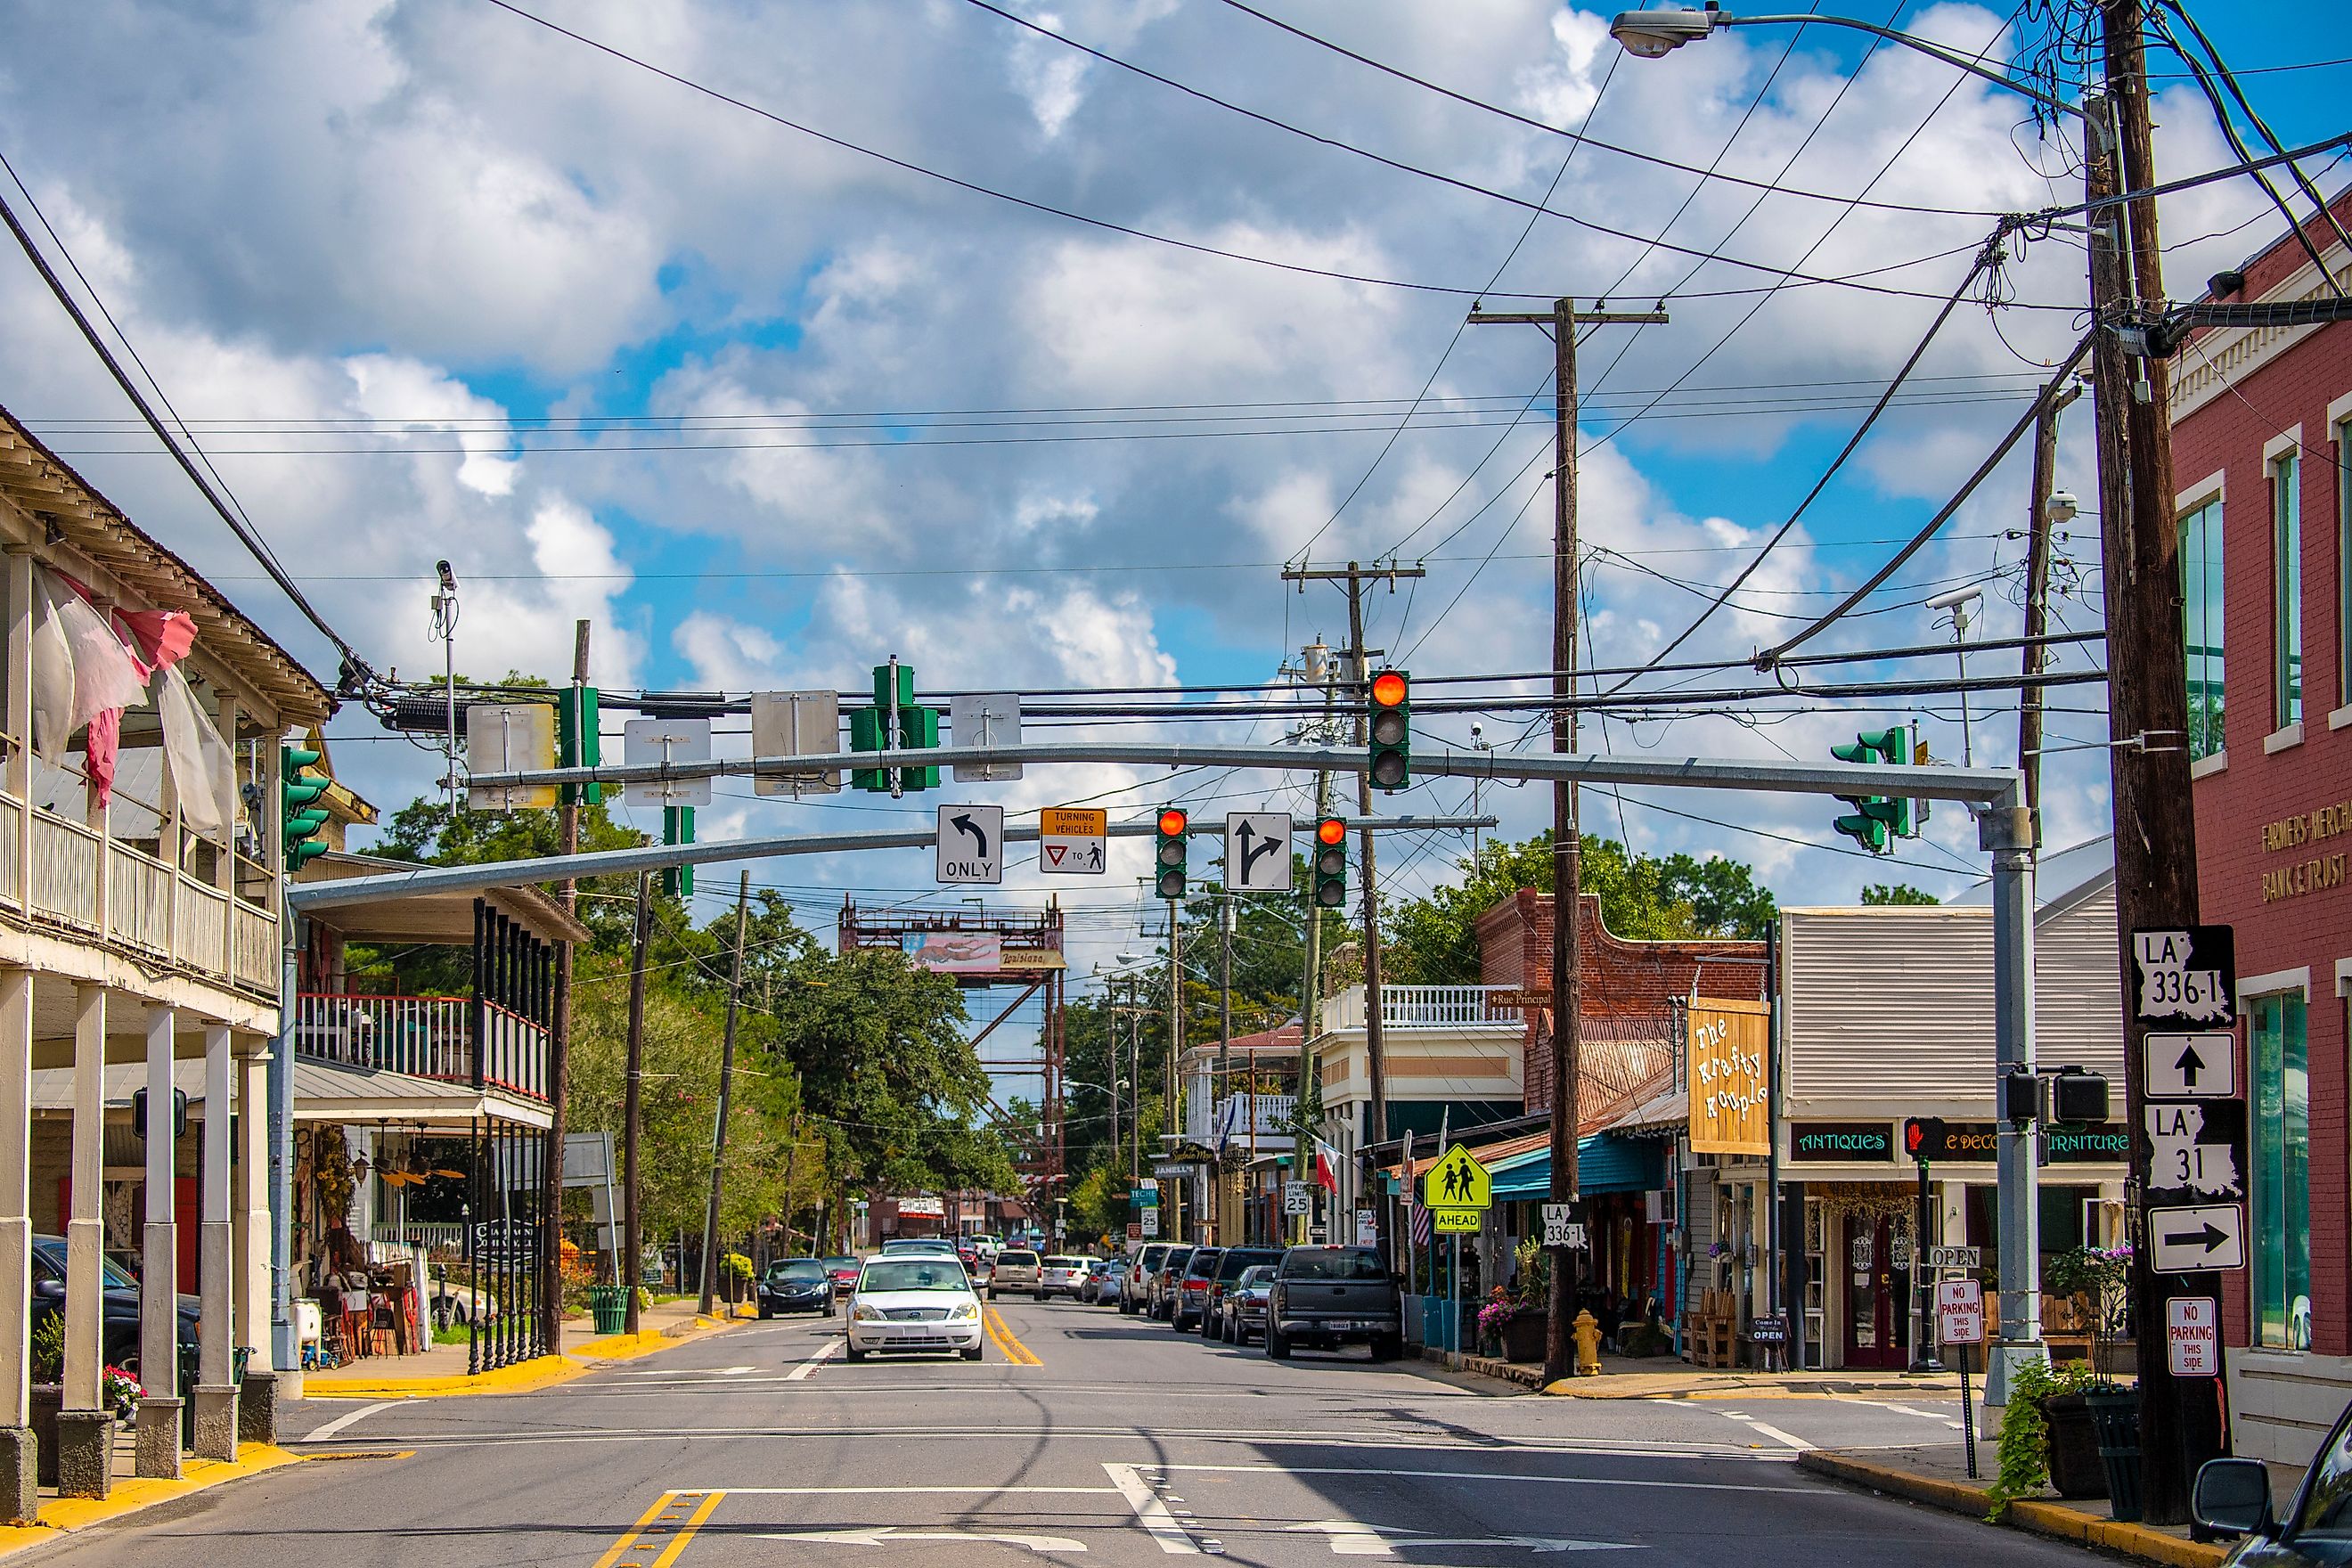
[1,0,2343,1094]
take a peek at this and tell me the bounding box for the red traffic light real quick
[1316,816,1347,845]
[1370,670,1408,708]
[1156,808,1188,837]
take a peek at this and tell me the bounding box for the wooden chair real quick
[1685,1288,1740,1368]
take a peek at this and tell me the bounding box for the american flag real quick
[1409,1198,1431,1250]
[1402,1129,1429,1249]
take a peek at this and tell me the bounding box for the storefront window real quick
[2274,453,2303,729]
[2338,421,2350,710]
[2180,495,2226,758]
[2250,991,2310,1349]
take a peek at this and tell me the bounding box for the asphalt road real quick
[29,1298,2103,1566]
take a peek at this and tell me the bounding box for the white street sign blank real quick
[949,694,1023,781]
[622,718,714,805]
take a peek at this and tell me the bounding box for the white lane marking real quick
[1140,1464,1808,1495]
[679,1486,1118,1496]
[616,1365,754,1377]
[1105,1463,1202,1555]
[1286,1523,1642,1557]
[1880,1402,1967,1429]
[302,1401,397,1442]
[758,1528,1084,1552]
[787,1340,845,1381]
[1714,1411,1813,1451]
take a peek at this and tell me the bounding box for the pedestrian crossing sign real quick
[1422,1142,1491,1212]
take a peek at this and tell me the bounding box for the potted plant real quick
[2042,1245,2140,1514]
[1989,1357,2103,1515]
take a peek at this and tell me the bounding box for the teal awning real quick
[1490,1133,1665,1200]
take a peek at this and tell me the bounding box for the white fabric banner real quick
[158,666,237,841]
[28,570,75,765]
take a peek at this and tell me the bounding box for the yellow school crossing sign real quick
[1423,1142,1491,1232]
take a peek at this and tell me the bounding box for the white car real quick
[1039,1256,1090,1299]
[845,1255,985,1360]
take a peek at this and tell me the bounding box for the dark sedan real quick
[757,1259,837,1318]
[1219,1265,1277,1346]
[2196,1394,2352,1565]
[30,1235,199,1383]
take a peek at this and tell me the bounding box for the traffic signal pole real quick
[1472,297,1665,1384]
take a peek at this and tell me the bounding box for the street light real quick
[1926,584,1986,765]
[1606,6,2080,117]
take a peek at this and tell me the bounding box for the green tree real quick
[1862,882,1939,905]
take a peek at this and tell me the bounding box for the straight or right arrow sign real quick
[2148,1204,2245,1273]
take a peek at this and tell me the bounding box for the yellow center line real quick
[591,1490,728,1568]
[985,1309,1042,1366]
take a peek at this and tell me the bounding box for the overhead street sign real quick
[1038,807,1107,875]
[935,804,1004,885]
[1223,813,1294,892]
[1422,1142,1492,1213]
[2146,1032,2236,1099]
[2130,926,2236,1026]
[2168,1296,2221,1376]
[949,694,1023,781]
[751,690,843,796]
[2148,1204,2246,1273]
[622,717,713,805]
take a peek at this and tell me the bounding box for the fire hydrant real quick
[1572,1310,1603,1376]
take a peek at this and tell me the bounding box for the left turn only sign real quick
[936,804,1003,885]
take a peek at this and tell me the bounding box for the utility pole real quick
[543,618,587,1345]
[2088,0,2211,1523]
[1217,893,1234,1245]
[1470,295,1665,1384]
[696,870,751,1318]
[1285,565,1425,1242]
[1167,911,1183,1242]
[621,870,651,1336]
[1298,639,1334,1247]
[2021,380,2085,839]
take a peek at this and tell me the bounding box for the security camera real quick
[2045,490,2080,525]
[436,559,457,592]
[1470,723,1483,739]
[1925,584,1985,612]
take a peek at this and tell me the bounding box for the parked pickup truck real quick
[1265,1245,1402,1361]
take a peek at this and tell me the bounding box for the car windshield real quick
[35,1241,136,1292]
[1217,1250,1280,1279]
[771,1261,828,1282]
[823,1257,857,1270]
[1046,1257,1084,1270]
[1186,1252,1222,1278]
[858,1261,970,1294]
[1283,1248,1389,1281]
[1239,1267,1276,1288]
[2293,1406,2352,1541]
[1161,1249,1192,1272]
[998,1252,1038,1266]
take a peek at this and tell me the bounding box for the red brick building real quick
[2172,185,2352,1463]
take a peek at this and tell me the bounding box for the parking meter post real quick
[1962,1344,1978,1478]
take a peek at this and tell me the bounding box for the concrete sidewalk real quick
[1801,1443,2228,1568]
[1429,1346,1966,1399]
[299,1297,747,1399]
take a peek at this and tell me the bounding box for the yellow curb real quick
[0,1443,306,1557]
[302,1315,738,1399]
[1799,1450,2228,1568]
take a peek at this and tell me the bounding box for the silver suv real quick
[988,1249,1041,1301]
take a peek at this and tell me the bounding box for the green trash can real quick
[2086,1386,2144,1523]
[586,1286,629,1336]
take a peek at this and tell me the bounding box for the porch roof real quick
[296,853,592,947]
[30,1057,552,1131]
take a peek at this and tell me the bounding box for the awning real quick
[30,1058,551,1131]
[1490,1133,1666,1200]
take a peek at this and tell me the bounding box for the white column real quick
[200,1025,234,1391]
[0,971,29,1427]
[233,1045,271,1375]
[63,985,104,1411]
[140,1006,177,1391]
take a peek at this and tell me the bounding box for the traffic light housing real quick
[2048,1066,2111,1125]
[131,1087,188,1143]
[1368,669,1410,791]
[662,805,694,899]
[1155,808,1188,900]
[1312,815,1348,909]
[852,661,940,793]
[1830,724,1915,853]
[282,746,331,870]
[1902,1116,1946,1162]
[559,684,602,806]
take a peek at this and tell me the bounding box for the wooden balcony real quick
[295,992,551,1102]
[0,792,279,997]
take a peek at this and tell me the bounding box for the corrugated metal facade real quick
[1782,889,2123,1112]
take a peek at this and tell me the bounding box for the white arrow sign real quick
[2148,1203,2245,1272]
[1223,813,1293,892]
[1285,1522,1641,1556]
[760,1528,1085,1554]
[936,804,1004,886]
[2146,1032,2236,1099]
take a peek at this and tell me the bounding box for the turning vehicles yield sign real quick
[1037,808,1107,875]
[1223,813,1293,892]
[935,804,1003,885]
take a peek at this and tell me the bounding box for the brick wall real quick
[1477,890,1765,1115]
[2175,194,2352,1359]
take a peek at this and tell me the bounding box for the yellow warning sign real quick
[1432,1208,1484,1233]
[1422,1142,1492,1212]
[1041,808,1107,836]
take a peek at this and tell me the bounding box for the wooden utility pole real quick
[1470,297,1664,1384]
[1217,893,1233,1245]
[621,870,651,1335]
[543,618,587,1346]
[1286,562,1424,1242]
[2088,0,2213,1523]
[1298,640,1335,1246]
[696,870,752,1318]
[2020,380,2084,838]
[1167,912,1183,1242]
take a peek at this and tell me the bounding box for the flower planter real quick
[1500,1312,1548,1364]
[28,1386,58,1488]
[2042,1392,2110,1499]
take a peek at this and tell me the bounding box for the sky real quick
[1,1,2342,1098]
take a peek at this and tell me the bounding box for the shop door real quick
[1842,1215,1908,1368]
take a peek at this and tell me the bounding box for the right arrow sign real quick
[2147,1203,2246,1273]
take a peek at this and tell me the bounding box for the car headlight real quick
[853,1303,885,1321]
[951,1302,980,1321]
